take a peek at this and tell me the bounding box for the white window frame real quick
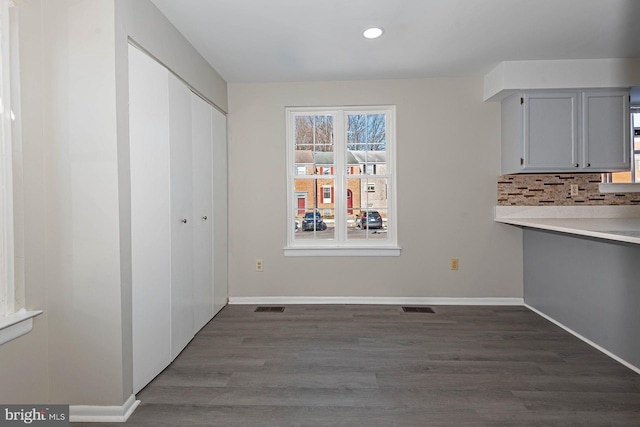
[0,0,16,320]
[285,106,400,256]
[0,0,41,345]
[602,106,640,185]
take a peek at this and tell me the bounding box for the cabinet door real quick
[129,44,172,393]
[523,92,579,171]
[169,74,195,359]
[191,93,214,331]
[582,90,630,171]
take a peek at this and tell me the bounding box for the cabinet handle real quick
[574,163,579,167]
[202,216,208,221]
[181,218,188,224]
[587,163,591,167]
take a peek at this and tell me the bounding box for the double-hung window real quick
[285,106,399,256]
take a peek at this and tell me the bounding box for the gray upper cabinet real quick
[582,90,631,171]
[501,89,630,174]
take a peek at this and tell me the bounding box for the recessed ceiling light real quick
[363,27,384,39]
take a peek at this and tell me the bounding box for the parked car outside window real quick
[360,210,383,229]
[302,211,327,231]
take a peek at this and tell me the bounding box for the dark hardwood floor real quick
[76,305,640,426]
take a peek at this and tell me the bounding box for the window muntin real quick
[287,106,397,253]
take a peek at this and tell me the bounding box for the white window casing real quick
[0,0,15,319]
[0,0,41,345]
[285,106,400,256]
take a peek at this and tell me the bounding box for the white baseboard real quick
[228,296,524,306]
[69,394,140,423]
[525,303,640,375]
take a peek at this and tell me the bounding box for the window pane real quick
[293,177,334,240]
[346,114,389,241]
[348,178,389,240]
[349,208,388,240]
[294,114,334,176]
[347,113,387,178]
[347,114,386,150]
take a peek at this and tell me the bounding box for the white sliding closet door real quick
[168,74,195,359]
[129,44,172,394]
[191,93,214,331]
[129,43,225,393]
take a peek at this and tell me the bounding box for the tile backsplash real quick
[497,174,640,206]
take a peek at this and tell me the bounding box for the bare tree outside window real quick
[347,114,386,151]
[295,115,334,152]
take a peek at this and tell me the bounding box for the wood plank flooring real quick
[76,305,640,426]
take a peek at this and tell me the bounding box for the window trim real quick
[285,105,400,257]
[0,0,37,344]
[0,0,15,319]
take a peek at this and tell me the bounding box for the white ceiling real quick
[151,0,640,84]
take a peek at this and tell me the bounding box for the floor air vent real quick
[402,306,435,313]
[254,306,285,313]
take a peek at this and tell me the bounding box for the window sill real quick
[284,246,401,257]
[0,309,43,346]
[599,183,640,193]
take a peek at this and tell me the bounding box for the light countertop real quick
[495,206,640,245]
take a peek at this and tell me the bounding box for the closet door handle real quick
[181,218,188,224]
[202,216,208,221]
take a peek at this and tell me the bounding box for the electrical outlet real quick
[256,259,263,272]
[570,184,579,196]
[450,258,459,271]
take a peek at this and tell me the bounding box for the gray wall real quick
[0,0,227,407]
[227,79,523,299]
[524,229,640,369]
[0,0,123,405]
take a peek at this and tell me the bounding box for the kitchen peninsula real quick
[495,205,640,374]
[495,205,640,245]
